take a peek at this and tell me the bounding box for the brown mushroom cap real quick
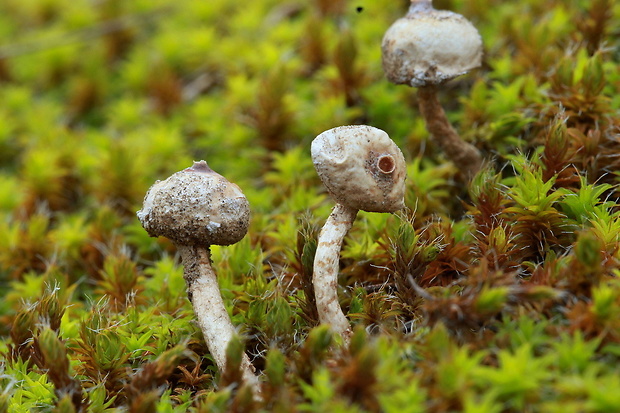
[311,125,406,213]
[381,3,482,87]
[137,161,250,246]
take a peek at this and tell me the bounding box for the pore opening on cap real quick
[377,155,396,174]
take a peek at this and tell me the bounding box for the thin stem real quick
[313,203,358,343]
[178,244,258,388]
[417,84,482,179]
[409,0,434,14]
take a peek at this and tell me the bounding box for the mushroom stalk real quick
[137,160,258,392]
[410,0,433,12]
[311,125,407,344]
[313,203,358,342]
[417,84,482,178]
[178,245,258,387]
[381,0,484,179]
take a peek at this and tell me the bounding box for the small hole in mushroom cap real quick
[377,155,396,174]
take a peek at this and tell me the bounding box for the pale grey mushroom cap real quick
[381,3,482,87]
[311,125,406,213]
[137,161,250,246]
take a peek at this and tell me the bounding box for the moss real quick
[1,0,620,411]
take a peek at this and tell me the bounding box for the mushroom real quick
[381,0,483,178]
[137,160,258,388]
[311,125,406,342]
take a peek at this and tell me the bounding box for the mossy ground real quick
[1,0,620,412]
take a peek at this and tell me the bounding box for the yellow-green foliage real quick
[1,0,620,411]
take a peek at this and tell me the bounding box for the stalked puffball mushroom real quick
[382,0,483,178]
[311,125,406,342]
[137,160,258,388]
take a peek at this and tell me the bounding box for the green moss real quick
[1,0,620,411]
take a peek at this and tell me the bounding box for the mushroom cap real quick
[311,125,406,213]
[381,4,482,87]
[137,161,250,246]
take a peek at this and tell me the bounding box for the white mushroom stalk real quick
[311,125,406,343]
[382,0,483,178]
[312,203,358,341]
[137,161,258,388]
